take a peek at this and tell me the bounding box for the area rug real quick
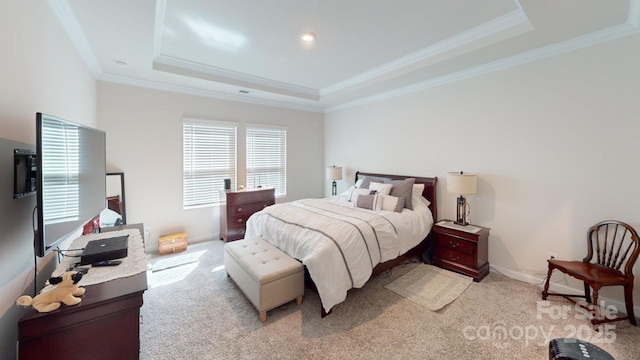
[384,264,473,311]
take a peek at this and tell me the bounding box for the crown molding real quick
[153,54,320,100]
[47,0,102,77]
[153,0,167,58]
[629,0,640,27]
[325,21,640,113]
[99,73,324,113]
[320,8,531,96]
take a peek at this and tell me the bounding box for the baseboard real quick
[489,264,640,317]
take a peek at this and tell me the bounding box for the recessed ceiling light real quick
[301,32,316,43]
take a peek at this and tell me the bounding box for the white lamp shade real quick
[326,166,343,181]
[447,172,477,195]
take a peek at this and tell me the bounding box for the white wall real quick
[97,82,324,251]
[0,1,97,358]
[325,33,640,308]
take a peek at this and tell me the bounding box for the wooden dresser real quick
[18,225,147,359]
[433,220,490,282]
[221,187,275,242]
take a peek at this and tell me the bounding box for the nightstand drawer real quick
[436,247,474,269]
[434,234,474,255]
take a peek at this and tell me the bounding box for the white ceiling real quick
[52,0,639,113]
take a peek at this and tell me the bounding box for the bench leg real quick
[296,295,303,306]
[260,311,267,323]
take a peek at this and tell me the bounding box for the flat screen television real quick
[35,112,106,257]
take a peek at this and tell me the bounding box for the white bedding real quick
[245,195,433,312]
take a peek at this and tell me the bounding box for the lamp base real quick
[331,180,337,196]
[455,195,469,225]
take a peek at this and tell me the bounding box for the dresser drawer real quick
[226,226,246,241]
[434,233,474,255]
[227,189,275,205]
[229,214,252,226]
[229,202,272,216]
[436,247,475,269]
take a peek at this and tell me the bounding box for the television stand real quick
[17,224,147,359]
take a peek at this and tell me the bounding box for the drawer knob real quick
[237,218,244,223]
[449,254,460,261]
[237,207,243,212]
[449,241,458,248]
[239,229,245,234]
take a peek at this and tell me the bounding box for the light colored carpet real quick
[140,240,640,360]
[384,264,472,311]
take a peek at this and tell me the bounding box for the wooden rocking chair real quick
[542,220,639,327]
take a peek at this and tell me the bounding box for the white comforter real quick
[245,196,433,312]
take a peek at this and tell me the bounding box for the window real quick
[41,119,80,222]
[246,125,287,197]
[183,119,237,208]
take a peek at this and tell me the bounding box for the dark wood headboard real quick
[355,171,438,221]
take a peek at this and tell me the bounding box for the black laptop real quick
[80,235,129,265]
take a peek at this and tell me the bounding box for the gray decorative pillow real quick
[385,178,416,210]
[359,176,373,189]
[355,194,381,210]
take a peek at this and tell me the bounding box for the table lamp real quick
[447,171,477,225]
[326,166,342,196]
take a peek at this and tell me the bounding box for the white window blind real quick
[42,119,80,222]
[246,125,286,197]
[183,119,237,208]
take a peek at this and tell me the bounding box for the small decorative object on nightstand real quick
[447,171,477,225]
[326,165,342,196]
[433,220,490,282]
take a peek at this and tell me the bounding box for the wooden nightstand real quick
[433,220,490,282]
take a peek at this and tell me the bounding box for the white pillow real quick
[355,178,364,188]
[381,195,404,213]
[412,183,425,197]
[369,181,393,196]
[412,183,431,206]
[349,187,373,202]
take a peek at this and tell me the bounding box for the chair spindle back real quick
[587,221,639,274]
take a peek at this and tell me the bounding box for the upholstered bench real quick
[224,237,304,322]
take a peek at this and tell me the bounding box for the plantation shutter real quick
[41,118,80,222]
[183,119,237,208]
[246,125,286,197]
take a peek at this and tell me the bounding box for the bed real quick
[245,171,438,314]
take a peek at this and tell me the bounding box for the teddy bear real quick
[16,271,86,313]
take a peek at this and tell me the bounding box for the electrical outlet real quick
[547,252,557,260]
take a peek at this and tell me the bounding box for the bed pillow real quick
[349,187,375,202]
[369,181,393,196]
[381,195,404,213]
[385,178,416,210]
[358,176,373,189]
[412,183,425,198]
[412,183,430,206]
[355,194,382,210]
